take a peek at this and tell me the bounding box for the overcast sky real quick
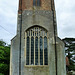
[0,0,75,44]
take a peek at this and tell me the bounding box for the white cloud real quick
[0,0,19,44]
[55,0,75,39]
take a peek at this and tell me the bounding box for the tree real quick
[0,40,10,75]
[0,40,6,46]
[62,38,75,71]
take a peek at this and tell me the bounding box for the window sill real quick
[24,65,49,68]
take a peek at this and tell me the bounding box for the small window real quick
[33,0,36,6]
[37,0,41,6]
[25,27,48,65]
[33,0,41,6]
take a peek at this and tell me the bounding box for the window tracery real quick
[25,26,48,65]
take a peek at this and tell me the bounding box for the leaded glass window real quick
[31,37,34,65]
[26,37,29,65]
[25,27,48,65]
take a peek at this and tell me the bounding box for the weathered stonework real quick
[10,0,66,75]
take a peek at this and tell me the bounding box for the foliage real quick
[62,38,75,71]
[0,73,4,75]
[0,40,6,46]
[0,40,10,75]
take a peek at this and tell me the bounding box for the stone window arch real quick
[25,26,48,65]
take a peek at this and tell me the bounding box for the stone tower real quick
[10,0,66,75]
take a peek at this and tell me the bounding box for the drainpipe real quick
[51,0,57,75]
[19,0,22,75]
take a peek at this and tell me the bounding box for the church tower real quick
[10,0,66,75]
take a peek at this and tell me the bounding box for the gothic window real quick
[33,0,41,6]
[25,27,48,65]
